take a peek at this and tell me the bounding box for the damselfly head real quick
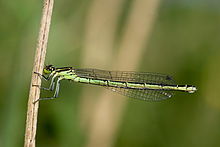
[43,65,55,74]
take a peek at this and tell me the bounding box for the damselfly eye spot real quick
[43,65,55,74]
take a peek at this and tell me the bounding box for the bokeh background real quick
[1,0,220,147]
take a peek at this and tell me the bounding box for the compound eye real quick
[45,65,53,71]
[50,66,55,71]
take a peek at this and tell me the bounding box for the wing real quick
[106,87,174,101]
[74,68,176,101]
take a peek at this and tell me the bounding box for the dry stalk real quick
[24,0,54,146]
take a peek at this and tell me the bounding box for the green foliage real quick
[0,0,220,147]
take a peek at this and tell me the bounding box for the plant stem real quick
[24,0,54,146]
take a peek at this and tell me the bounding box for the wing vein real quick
[74,68,176,101]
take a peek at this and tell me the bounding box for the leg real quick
[33,72,57,91]
[33,77,63,103]
[53,78,61,98]
[34,72,50,81]
[40,75,56,91]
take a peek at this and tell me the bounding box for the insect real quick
[34,65,197,102]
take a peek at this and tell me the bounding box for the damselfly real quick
[34,65,197,102]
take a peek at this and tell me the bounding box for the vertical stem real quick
[24,0,54,147]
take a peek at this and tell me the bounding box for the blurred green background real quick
[1,0,220,147]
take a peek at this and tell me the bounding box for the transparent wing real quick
[106,87,174,101]
[74,68,176,101]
